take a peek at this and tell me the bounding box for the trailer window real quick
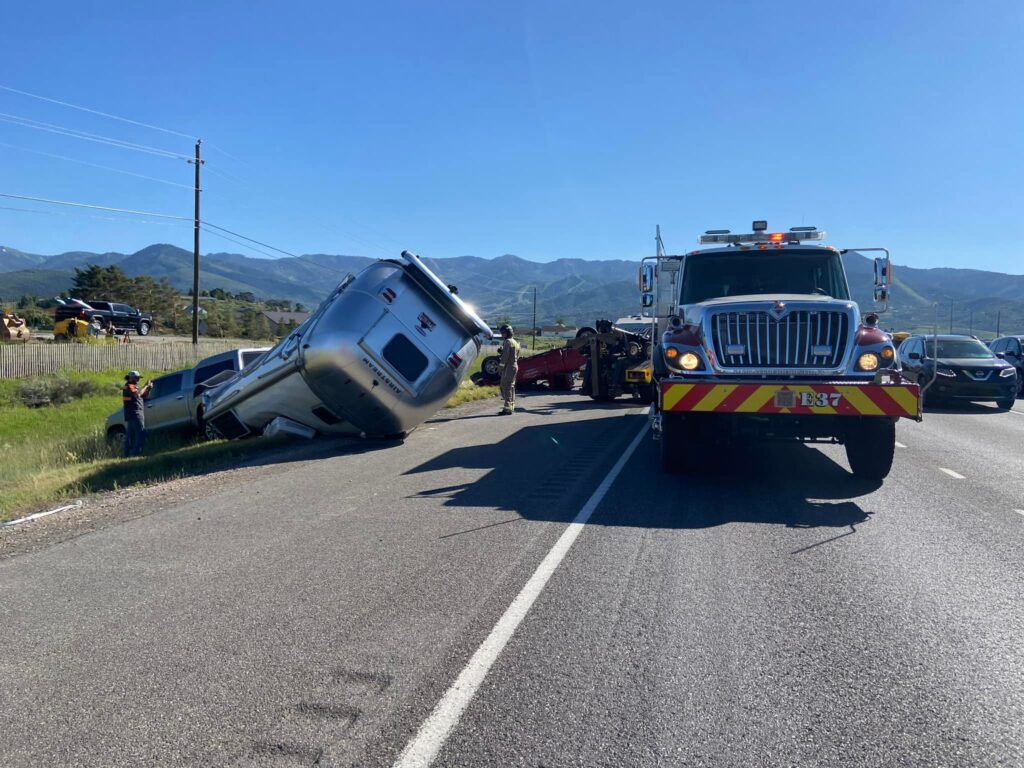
[382,333,428,382]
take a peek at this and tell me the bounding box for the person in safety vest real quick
[122,371,153,457]
[497,324,520,415]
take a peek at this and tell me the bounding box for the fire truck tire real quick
[845,419,895,480]
[481,356,501,378]
[660,413,701,474]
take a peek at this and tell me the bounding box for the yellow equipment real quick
[53,317,90,340]
[1,312,31,342]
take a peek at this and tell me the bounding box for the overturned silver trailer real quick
[201,251,492,440]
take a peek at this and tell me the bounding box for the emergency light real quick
[698,227,826,245]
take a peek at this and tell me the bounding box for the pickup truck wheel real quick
[106,425,126,451]
[845,419,895,480]
[482,355,501,378]
[997,398,1014,410]
[203,422,222,441]
[138,321,151,336]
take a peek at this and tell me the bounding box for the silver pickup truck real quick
[105,347,269,444]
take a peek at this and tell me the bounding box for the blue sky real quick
[1,0,1022,273]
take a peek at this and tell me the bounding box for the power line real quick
[0,204,183,226]
[0,112,190,160]
[201,221,353,278]
[200,221,299,258]
[0,192,191,220]
[0,83,197,140]
[200,225,281,259]
[0,141,193,189]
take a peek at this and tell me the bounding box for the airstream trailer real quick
[201,251,492,440]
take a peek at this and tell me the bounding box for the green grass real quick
[0,359,501,522]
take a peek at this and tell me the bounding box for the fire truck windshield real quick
[680,249,850,304]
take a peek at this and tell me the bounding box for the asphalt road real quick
[2,393,1023,767]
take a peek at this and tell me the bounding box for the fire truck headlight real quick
[680,352,702,371]
[857,352,880,372]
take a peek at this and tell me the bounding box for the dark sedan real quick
[989,335,1024,399]
[898,334,1017,409]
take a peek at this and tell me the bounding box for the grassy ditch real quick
[0,364,499,522]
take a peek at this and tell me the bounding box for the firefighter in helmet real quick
[497,324,520,415]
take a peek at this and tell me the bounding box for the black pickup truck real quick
[55,300,154,336]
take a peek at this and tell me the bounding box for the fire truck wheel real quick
[660,413,702,474]
[845,419,895,480]
[482,356,501,378]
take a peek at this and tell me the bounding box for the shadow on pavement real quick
[923,400,1014,416]
[406,412,878,531]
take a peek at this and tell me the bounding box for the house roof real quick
[261,311,311,325]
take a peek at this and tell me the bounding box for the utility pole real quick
[996,310,1001,337]
[968,309,973,336]
[531,287,537,350]
[948,302,953,334]
[189,140,203,347]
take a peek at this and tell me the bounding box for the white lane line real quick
[1014,510,1024,517]
[393,421,650,768]
[895,441,907,449]
[938,467,966,480]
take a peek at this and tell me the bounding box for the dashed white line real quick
[1013,509,1024,517]
[392,421,651,768]
[938,467,966,480]
[894,441,907,449]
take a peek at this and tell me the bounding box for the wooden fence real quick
[0,341,245,379]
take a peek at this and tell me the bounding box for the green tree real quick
[252,311,273,340]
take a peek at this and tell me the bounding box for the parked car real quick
[55,299,154,336]
[105,347,269,444]
[989,335,1024,399]
[898,334,1017,409]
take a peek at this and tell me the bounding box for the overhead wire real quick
[0,141,193,189]
[0,204,185,226]
[0,192,191,220]
[0,84,197,140]
[0,83,244,167]
[199,226,283,260]
[0,112,191,160]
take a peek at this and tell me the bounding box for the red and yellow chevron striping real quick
[660,381,919,418]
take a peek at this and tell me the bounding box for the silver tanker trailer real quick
[200,250,492,440]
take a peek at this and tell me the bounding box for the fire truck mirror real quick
[873,256,890,287]
[641,292,655,308]
[639,264,654,293]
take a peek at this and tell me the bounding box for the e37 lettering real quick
[799,391,842,407]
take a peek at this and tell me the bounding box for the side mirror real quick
[995,351,1006,359]
[641,293,655,308]
[873,286,889,303]
[638,263,654,293]
[873,256,890,287]
[908,352,921,360]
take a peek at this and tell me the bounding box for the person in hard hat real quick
[122,371,153,457]
[497,324,520,415]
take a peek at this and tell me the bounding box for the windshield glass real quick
[680,250,850,304]
[925,339,995,359]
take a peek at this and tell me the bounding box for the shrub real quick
[18,376,99,408]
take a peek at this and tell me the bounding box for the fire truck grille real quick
[709,310,850,369]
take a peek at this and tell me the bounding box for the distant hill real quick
[0,243,1021,335]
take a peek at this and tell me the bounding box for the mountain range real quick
[1,243,1021,334]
